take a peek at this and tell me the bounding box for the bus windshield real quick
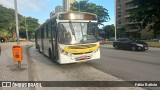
[58,22,98,44]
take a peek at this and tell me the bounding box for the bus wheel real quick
[49,49,56,62]
[49,49,53,60]
[38,46,41,53]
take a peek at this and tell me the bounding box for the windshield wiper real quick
[69,21,76,40]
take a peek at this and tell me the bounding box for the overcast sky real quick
[0,0,115,26]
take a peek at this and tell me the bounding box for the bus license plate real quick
[79,56,88,60]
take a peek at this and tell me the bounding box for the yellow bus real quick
[35,11,100,64]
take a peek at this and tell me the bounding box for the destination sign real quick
[59,13,97,20]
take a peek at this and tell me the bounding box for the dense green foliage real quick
[99,24,116,39]
[100,25,125,39]
[0,5,39,41]
[19,17,39,39]
[103,24,115,38]
[70,0,110,26]
[0,5,15,41]
[130,0,160,37]
[117,27,126,38]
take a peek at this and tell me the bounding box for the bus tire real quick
[49,49,56,63]
[49,49,52,59]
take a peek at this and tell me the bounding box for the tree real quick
[130,0,160,38]
[103,24,115,38]
[117,27,126,38]
[70,0,110,26]
[19,17,39,39]
[0,5,40,41]
[0,5,15,41]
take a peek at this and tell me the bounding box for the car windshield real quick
[58,22,98,44]
[130,38,139,42]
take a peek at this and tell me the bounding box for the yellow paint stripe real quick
[64,44,99,54]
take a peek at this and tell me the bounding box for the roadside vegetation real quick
[146,42,160,48]
[0,5,40,42]
[130,0,160,38]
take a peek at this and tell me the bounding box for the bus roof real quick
[36,11,97,31]
[57,11,97,16]
[58,11,97,21]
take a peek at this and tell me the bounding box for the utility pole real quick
[14,0,21,69]
[25,17,29,45]
[114,0,117,41]
[14,0,20,45]
[79,0,81,12]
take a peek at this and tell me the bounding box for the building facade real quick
[63,0,76,12]
[55,5,63,13]
[116,0,154,39]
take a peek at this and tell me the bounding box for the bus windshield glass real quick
[58,22,98,44]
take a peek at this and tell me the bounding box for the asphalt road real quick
[87,45,160,81]
[28,44,145,90]
[87,45,160,90]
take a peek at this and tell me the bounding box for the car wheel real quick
[131,46,136,51]
[115,45,119,49]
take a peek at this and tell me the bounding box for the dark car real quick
[113,38,148,51]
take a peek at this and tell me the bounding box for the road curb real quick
[26,45,34,81]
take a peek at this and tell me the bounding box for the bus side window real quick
[51,22,56,39]
[41,27,44,38]
[37,29,40,39]
[44,26,48,38]
[48,23,51,38]
[52,25,56,38]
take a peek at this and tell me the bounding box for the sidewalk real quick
[0,42,33,90]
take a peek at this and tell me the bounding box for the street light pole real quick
[14,0,21,69]
[79,0,81,12]
[114,0,117,41]
[14,0,20,45]
[25,17,29,45]
[79,3,80,12]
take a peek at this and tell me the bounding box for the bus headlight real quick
[93,48,99,53]
[60,48,72,56]
[60,48,65,53]
[68,53,72,57]
[64,52,68,55]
